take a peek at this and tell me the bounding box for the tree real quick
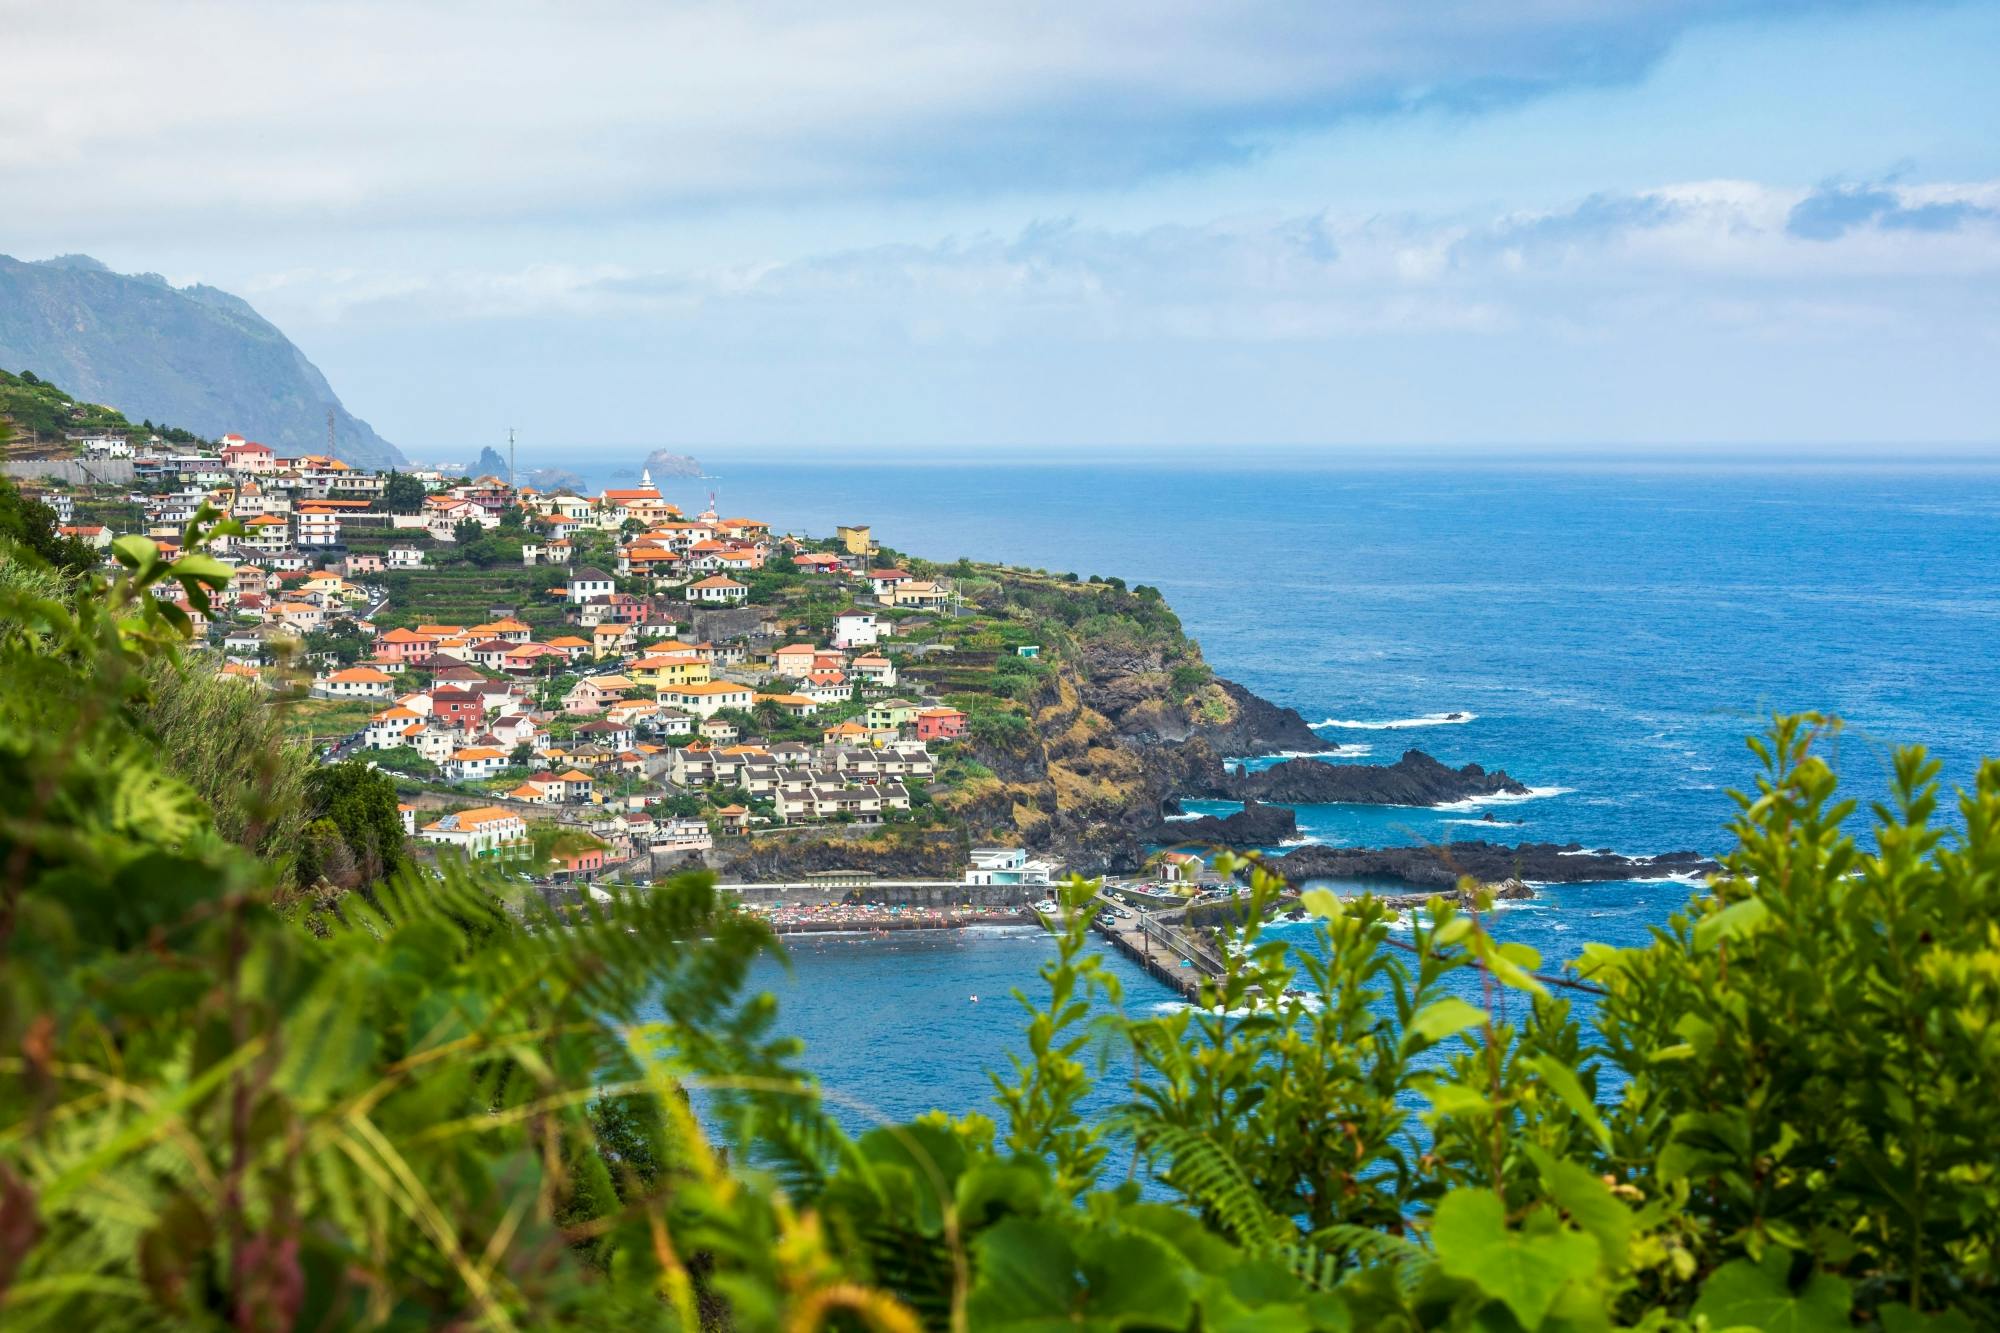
[452,516,485,547]
[300,759,407,889]
[0,476,96,576]
[304,619,367,666]
[380,470,427,512]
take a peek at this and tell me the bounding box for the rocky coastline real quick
[1265,841,1716,889]
[1141,800,1298,847]
[1215,749,1530,806]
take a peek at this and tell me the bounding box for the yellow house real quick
[627,652,712,690]
[836,524,872,556]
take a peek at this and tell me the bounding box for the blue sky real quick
[4,0,1998,456]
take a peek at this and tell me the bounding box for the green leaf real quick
[1691,1250,1852,1333]
[1522,1145,1631,1269]
[1878,1302,1977,1333]
[169,552,233,585]
[1402,997,1488,1053]
[1298,888,1343,920]
[112,534,158,570]
[1074,1229,1194,1327]
[967,1218,1080,1325]
[1424,1081,1494,1118]
[1525,1054,1611,1148]
[1432,1189,1597,1330]
[1693,896,1771,952]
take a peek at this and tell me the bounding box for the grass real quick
[278,697,378,744]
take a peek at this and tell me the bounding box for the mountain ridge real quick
[0,254,404,468]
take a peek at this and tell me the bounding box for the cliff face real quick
[946,635,1325,873]
[714,827,967,880]
[0,254,403,468]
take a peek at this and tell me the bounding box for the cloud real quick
[1787,182,2000,240]
[238,177,2000,353]
[0,0,1934,232]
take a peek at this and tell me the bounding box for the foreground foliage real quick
[1,519,1996,1330]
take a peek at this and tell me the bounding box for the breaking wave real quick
[1311,711,1478,730]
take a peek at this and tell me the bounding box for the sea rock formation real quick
[1142,800,1297,847]
[1219,749,1529,806]
[1267,841,1716,889]
[642,450,704,479]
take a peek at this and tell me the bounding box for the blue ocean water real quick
[602,457,2000,1129]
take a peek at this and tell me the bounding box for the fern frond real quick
[1137,1123,1286,1248]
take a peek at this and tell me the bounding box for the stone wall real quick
[716,879,1033,909]
[3,458,136,486]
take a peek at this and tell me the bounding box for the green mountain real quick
[0,253,404,467]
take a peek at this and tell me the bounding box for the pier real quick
[1091,904,1227,1001]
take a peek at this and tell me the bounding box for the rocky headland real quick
[1141,800,1298,847]
[1215,749,1530,806]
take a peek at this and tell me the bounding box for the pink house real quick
[914,706,968,742]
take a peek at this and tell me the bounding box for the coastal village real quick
[9,423,1100,926]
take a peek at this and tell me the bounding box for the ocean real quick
[593,456,2000,1131]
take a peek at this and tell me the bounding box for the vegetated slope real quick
[0,366,207,452]
[0,253,403,467]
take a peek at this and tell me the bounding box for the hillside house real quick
[445,747,510,781]
[685,574,748,605]
[419,806,528,859]
[915,706,968,742]
[312,665,394,700]
[833,610,879,649]
[567,567,616,604]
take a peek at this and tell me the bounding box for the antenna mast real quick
[508,427,516,487]
[325,406,336,458]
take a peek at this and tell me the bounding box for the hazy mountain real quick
[0,254,404,467]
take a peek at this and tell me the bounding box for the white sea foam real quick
[1311,712,1478,730]
[1433,785,1573,811]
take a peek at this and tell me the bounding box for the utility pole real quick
[508,427,516,488]
[326,406,336,458]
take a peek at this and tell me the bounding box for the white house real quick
[684,575,748,605]
[658,680,754,718]
[312,665,394,700]
[567,567,616,605]
[419,806,528,859]
[295,509,341,548]
[833,610,879,649]
[387,546,426,569]
[445,746,511,781]
[966,847,1057,887]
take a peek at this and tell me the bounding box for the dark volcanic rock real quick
[1209,679,1333,755]
[1221,749,1529,806]
[712,828,963,881]
[1267,841,1717,889]
[1143,800,1297,847]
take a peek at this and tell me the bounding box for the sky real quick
[3,0,1999,458]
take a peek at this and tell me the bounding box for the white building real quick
[966,847,1057,887]
[568,567,616,604]
[419,806,529,859]
[312,666,394,700]
[833,610,879,649]
[445,746,511,781]
[684,575,748,605]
